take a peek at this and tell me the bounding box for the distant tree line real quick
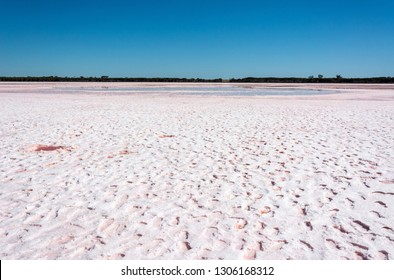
[229,76,394,83]
[0,76,393,83]
[0,76,223,83]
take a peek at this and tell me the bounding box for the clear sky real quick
[1,0,393,78]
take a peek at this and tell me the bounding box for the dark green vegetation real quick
[229,76,394,83]
[0,76,223,83]
[0,76,393,83]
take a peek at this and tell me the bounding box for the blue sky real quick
[1,0,393,78]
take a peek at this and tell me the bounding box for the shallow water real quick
[54,85,335,96]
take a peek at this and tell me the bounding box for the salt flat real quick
[0,83,393,259]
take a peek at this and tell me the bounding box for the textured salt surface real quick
[0,83,393,259]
